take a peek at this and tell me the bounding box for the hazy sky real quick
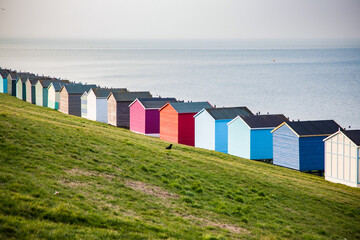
[0,0,359,39]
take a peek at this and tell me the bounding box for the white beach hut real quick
[87,88,127,123]
[324,129,360,188]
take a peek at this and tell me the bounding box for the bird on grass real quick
[165,144,172,150]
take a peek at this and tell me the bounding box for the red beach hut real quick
[159,101,213,146]
[129,98,177,137]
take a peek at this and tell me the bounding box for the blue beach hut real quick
[194,107,253,153]
[228,114,288,160]
[272,120,341,172]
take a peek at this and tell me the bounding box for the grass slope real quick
[0,93,359,240]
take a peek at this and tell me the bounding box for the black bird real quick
[165,144,172,150]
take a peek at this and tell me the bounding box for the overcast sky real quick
[0,0,359,39]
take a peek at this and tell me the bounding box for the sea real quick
[0,38,359,128]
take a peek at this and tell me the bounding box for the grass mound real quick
[0,93,359,239]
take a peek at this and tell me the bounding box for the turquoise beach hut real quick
[0,70,10,93]
[227,114,288,160]
[194,107,253,153]
[26,78,39,104]
[35,79,59,107]
[272,120,341,172]
[16,76,28,100]
[47,81,71,110]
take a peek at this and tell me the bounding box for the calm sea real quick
[0,39,359,128]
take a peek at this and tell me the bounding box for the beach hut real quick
[81,91,88,118]
[159,102,213,146]
[227,114,288,159]
[107,91,152,128]
[0,70,10,93]
[323,129,360,188]
[272,120,341,172]
[7,72,17,96]
[194,107,253,153]
[26,78,39,104]
[59,84,97,116]
[16,76,28,100]
[129,97,177,137]
[47,82,70,110]
[35,79,61,107]
[87,88,128,123]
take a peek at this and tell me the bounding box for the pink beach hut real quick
[129,98,177,137]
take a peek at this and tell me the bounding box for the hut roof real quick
[165,102,212,113]
[273,120,341,137]
[38,79,66,88]
[204,107,253,120]
[342,130,360,146]
[62,84,97,94]
[130,98,177,109]
[110,92,152,102]
[239,114,288,128]
[29,79,39,85]
[0,70,10,78]
[91,88,128,98]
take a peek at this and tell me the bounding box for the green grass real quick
[0,93,359,239]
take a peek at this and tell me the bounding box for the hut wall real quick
[11,79,16,96]
[145,109,161,135]
[35,83,43,106]
[26,81,32,103]
[16,80,22,99]
[81,93,87,118]
[96,98,108,123]
[22,83,26,101]
[8,77,14,96]
[47,85,56,109]
[129,100,146,134]
[228,118,250,159]
[273,124,300,170]
[107,95,117,126]
[178,113,196,146]
[194,110,215,151]
[325,133,359,187]
[87,92,97,121]
[160,105,178,143]
[59,89,69,114]
[42,88,48,107]
[250,129,274,160]
[0,76,3,93]
[116,101,132,127]
[299,136,326,171]
[0,76,7,93]
[31,86,36,104]
[68,94,82,116]
[215,120,231,153]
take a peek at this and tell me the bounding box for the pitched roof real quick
[28,79,39,85]
[49,81,72,91]
[62,84,97,94]
[38,79,65,88]
[275,120,341,136]
[133,98,177,109]
[0,70,10,78]
[342,130,360,146]
[240,114,288,128]
[91,88,128,98]
[166,102,213,113]
[110,91,152,102]
[205,107,253,120]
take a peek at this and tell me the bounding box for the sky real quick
[0,0,359,39]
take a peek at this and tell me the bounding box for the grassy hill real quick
[0,93,359,240]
